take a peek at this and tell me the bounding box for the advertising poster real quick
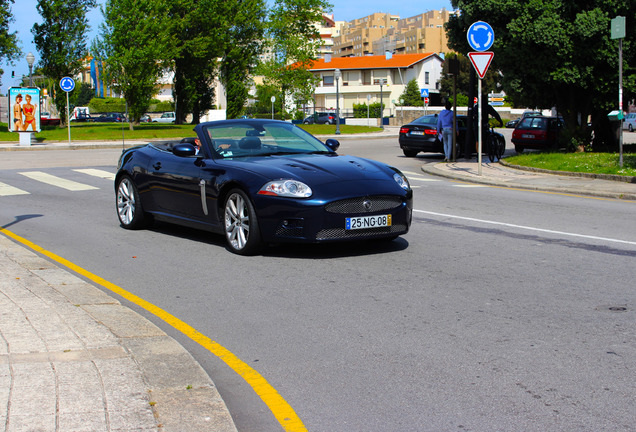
[8,87,41,133]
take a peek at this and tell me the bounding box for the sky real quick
[0,0,455,94]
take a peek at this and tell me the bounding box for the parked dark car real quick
[506,118,520,128]
[399,114,466,157]
[511,116,562,153]
[115,119,412,255]
[303,112,336,125]
[71,113,94,122]
[94,113,126,122]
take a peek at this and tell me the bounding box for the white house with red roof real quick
[306,52,443,118]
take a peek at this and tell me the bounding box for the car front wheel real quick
[116,176,146,229]
[224,189,262,255]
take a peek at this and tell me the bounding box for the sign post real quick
[60,77,75,146]
[467,21,495,175]
[611,16,625,168]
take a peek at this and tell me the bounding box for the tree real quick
[399,79,424,106]
[167,0,226,124]
[259,0,332,114]
[95,0,172,128]
[446,0,636,150]
[32,0,97,126]
[220,0,267,119]
[0,0,21,86]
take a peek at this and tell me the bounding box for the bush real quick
[353,103,385,118]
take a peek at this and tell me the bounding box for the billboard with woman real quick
[8,87,41,132]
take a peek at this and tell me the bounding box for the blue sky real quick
[1,0,455,94]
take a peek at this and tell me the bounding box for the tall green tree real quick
[0,0,21,86]
[438,52,499,104]
[95,0,172,128]
[220,0,267,119]
[446,0,635,150]
[259,0,332,114]
[168,0,226,124]
[32,0,97,125]
[399,79,424,106]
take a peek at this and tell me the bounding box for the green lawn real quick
[505,151,636,177]
[0,122,382,142]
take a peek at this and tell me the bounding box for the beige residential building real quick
[333,10,456,58]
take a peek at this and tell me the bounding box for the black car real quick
[115,119,412,255]
[303,112,336,125]
[94,113,126,122]
[399,114,466,157]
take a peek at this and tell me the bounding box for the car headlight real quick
[258,180,313,198]
[393,171,410,191]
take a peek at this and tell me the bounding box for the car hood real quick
[218,153,393,185]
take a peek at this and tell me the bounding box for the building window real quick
[425,72,429,85]
[324,75,334,86]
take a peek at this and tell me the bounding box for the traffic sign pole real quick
[467,21,496,175]
[60,77,75,146]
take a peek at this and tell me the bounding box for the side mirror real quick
[325,138,340,152]
[172,143,198,157]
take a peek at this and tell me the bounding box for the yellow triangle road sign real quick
[468,51,494,79]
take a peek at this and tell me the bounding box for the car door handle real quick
[153,162,162,170]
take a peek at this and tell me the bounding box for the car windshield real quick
[411,115,437,126]
[203,121,333,159]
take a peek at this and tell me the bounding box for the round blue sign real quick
[60,77,75,92]
[467,21,495,52]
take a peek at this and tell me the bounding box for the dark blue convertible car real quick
[115,119,412,255]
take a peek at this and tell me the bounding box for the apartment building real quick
[333,10,456,58]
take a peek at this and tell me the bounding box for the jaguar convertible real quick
[115,119,413,255]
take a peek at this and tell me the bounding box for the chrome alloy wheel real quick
[117,177,136,226]
[225,192,250,251]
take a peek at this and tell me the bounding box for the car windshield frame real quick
[201,121,334,159]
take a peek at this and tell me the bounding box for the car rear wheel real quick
[116,176,147,229]
[402,149,419,157]
[224,189,262,255]
[630,124,634,132]
[515,145,524,154]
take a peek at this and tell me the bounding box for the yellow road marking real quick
[0,227,306,432]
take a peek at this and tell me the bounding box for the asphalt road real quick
[1,139,635,431]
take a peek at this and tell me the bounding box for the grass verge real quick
[505,151,636,177]
[0,122,382,142]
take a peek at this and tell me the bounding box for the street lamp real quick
[26,52,35,86]
[334,68,341,135]
[379,79,386,130]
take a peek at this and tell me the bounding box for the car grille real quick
[316,223,407,240]
[325,195,403,214]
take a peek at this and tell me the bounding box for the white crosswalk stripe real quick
[0,182,29,196]
[73,169,116,181]
[18,171,98,191]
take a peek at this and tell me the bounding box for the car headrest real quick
[239,136,261,149]
[180,137,197,144]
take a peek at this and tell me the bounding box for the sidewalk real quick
[421,158,636,201]
[0,234,237,432]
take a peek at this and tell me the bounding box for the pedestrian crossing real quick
[0,168,488,197]
[0,169,115,196]
[401,171,489,189]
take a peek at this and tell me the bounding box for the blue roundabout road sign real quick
[467,21,495,52]
[59,76,75,92]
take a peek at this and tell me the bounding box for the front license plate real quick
[522,134,534,139]
[346,214,392,230]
